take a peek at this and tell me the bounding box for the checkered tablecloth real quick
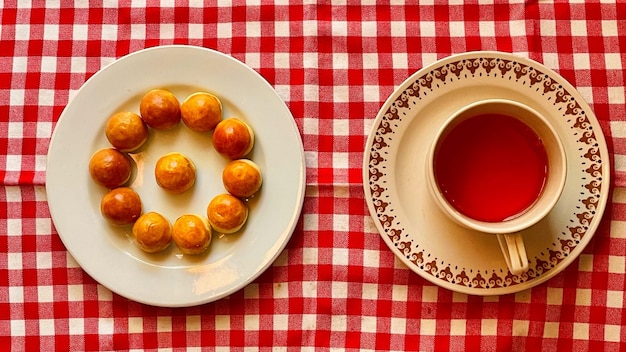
[2,1,626,350]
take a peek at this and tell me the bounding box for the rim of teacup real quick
[425,98,568,234]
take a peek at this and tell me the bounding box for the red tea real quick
[434,113,548,222]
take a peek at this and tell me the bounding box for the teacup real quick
[426,99,567,275]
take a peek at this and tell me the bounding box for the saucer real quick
[363,51,610,295]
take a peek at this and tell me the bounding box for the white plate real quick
[363,51,610,295]
[46,45,306,307]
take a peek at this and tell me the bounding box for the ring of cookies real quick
[89,88,263,255]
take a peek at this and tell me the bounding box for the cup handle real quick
[496,233,529,275]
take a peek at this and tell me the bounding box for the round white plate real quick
[363,51,610,295]
[46,45,306,307]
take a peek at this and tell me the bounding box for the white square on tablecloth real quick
[573,322,590,340]
[602,20,618,36]
[36,155,46,173]
[363,85,380,103]
[38,285,54,302]
[273,315,288,330]
[332,281,348,299]
[274,53,290,69]
[332,152,349,171]
[11,56,27,73]
[543,322,559,338]
[362,53,378,69]
[361,315,377,333]
[43,24,59,40]
[8,121,23,138]
[11,320,25,337]
[449,21,465,37]
[540,19,557,36]
[15,24,30,40]
[303,247,318,265]
[420,21,435,37]
[608,87,626,104]
[66,253,81,268]
[7,219,21,236]
[39,319,55,336]
[274,21,289,37]
[606,290,623,308]
[272,282,289,299]
[331,20,347,37]
[72,24,88,40]
[604,325,621,342]
[244,52,260,69]
[393,53,408,70]
[453,292,468,303]
[608,255,625,274]
[302,314,317,331]
[274,84,290,102]
[332,248,349,266]
[479,22,495,37]
[392,284,407,302]
[510,20,527,36]
[128,317,143,334]
[547,287,563,305]
[216,315,231,330]
[361,21,376,37]
[362,249,379,268]
[10,89,24,107]
[362,283,378,300]
[578,254,594,272]
[36,252,52,269]
[130,23,145,40]
[303,20,317,36]
[420,319,436,335]
[421,285,438,302]
[39,89,55,106]
[69,318,84,335]
[391,21,406,37]
[157,316,172,333]
[575,289,592,306]
[513,320,530,336]
[450,319,466,336]
[188,23,203,39]
[332,119,349,136]
[331,314,346,331]
[102,24,118,41]
[246,21,261,37]
[217,22,231,38]
[161,0,176,7]
[41,56,56,73]
[7,253,21,270]
[159,23,175,39]
[302,281,317,298]
[390,317,406,334]
[571,20,588,36]
[9,286,23,303]
[481,319,498,336]
[94,317,113,335]
[573,53,590,69]
[605,53,622,70]
[332,53,349,70]
[613,155,626,175]
[610,220,626,238]
[303,80,319,101]
[245,283,259,298]
[67,284,84,301]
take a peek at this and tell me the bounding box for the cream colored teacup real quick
[426,99,567,275]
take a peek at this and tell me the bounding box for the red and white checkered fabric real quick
[2,0,626,350]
